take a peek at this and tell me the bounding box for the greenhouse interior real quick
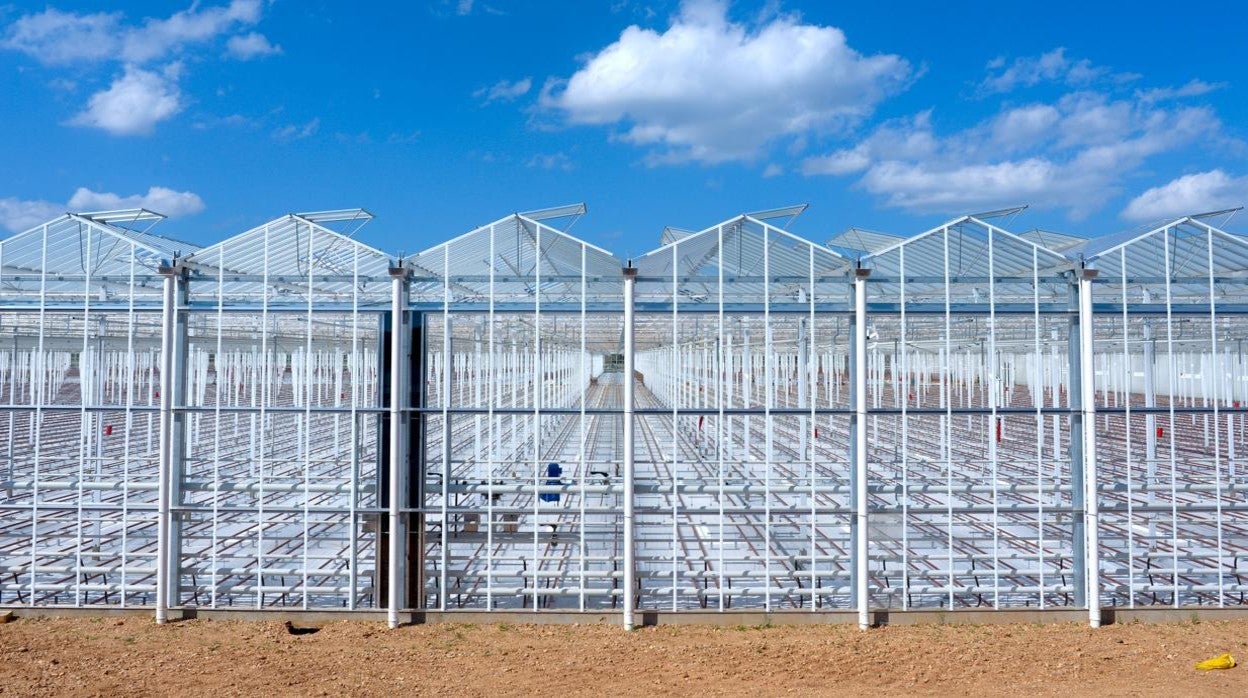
[1,203,1247,630]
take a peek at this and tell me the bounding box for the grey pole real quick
[388,265,411,628]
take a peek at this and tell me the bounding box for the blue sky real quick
[1,0,1246,258]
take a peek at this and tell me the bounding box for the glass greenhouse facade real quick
[2,205,1246,629]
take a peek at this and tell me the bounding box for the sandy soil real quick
[1,616,1246,696]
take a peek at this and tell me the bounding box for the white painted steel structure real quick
[2,205,1247,630]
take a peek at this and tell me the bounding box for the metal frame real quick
[3,206,1248,631]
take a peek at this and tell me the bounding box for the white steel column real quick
[1143,307,1157,488]
[1077,267,1101,627]
[443,248,454,612]
[852,266,871,629]
[622,265,638,630]
[387,266,411,629]
[155,264,183,624]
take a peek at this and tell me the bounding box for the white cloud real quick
[475,77,532,104]
[804,91,1222,219]
[543,0,912,164]
[68,186,205,216]
[989,104,1061,149]
[802,147,872,176]
[860,158,1065,212]
[977,48,1135,95]
[762,163,783,178]
[225,32,282,60]
[1122,170,1248,221]
[273,118,321,141]
[802,111,937,175]
[121,0,263,63]
[1136,79,1226,103]
[2,1,264,65]
[69,65,182,135]
[196,113,257,130]
[3,2,275,137]
[0,186,205,233]
[0,9,121,65]
[457,0,475,15]
[526,152,575,171]
[0,197,65,233]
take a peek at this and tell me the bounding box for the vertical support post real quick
[155,263,186,624]
[1142,296,1156,489]
[797,297,808,471]
[1076,267,1101,627]
[442,257,453,613]
[852,266,871,629]
[622,264,638,630]
[387,266,411,628]
[171,274,188,614]
[1068,281,1086,609]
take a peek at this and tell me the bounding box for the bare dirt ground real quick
[1,616,1246,696]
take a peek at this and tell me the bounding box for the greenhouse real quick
[1,204,1246,630]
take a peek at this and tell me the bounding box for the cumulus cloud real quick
[475,77,532,104]
[0,186,205,233]
[802,110,941,176]
[990,104,1061,149]
[0,198,66,233]
[68,186,205,216]
[802,149,871,176]
[803,91,1222,219]
[859,159,1068,213]
[2,2,274,136]
[68,66,182,135]
[1122,170,1248,222]
[225,32,282,60]
[542,0,912,164]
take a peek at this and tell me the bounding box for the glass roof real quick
[860,216,1073,307]
[635,214,851,305]
[181,211,396,305]
[1076,216,1248,305]
[407,212,623,305]
[5,205,1248,311]
[0,210,195,303]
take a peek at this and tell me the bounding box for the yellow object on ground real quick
[1194,653,1236,671]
